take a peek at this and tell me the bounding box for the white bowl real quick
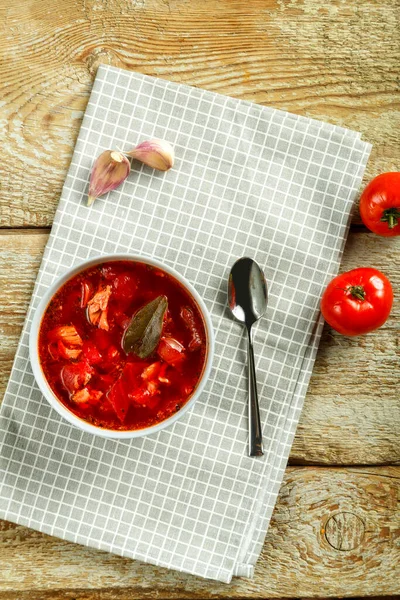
[29,254,214,439]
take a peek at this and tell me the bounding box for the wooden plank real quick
[296,231,400,465]
[0,596,392,600]
[0,588,394,600]
[0,466,399,597]
[0,596,393,600]
[0,0,399,227]
[0,229,399,465]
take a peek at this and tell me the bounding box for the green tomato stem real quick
[380,208,400,229]
[348,286,366,301]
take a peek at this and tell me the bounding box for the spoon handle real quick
[247,327,264,457]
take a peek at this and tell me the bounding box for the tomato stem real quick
[380,208,400,229]
[348,285,366,301]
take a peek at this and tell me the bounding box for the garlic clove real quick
[126,139,174,171]
[88,150,131,206]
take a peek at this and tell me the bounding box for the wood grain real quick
[1,1,400,596]
[0,0,399,227]
[1,229,399,466]
[0,466,399,598]
[0,595,394,600]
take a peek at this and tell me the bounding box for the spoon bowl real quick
[228,258,268,326]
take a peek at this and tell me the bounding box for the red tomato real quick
[321,268,393,336]
[359,172,400,236]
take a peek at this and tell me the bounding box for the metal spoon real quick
[228,257,268,457]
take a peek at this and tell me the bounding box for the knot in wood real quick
[86,48,124,76]
[324,512,365,551]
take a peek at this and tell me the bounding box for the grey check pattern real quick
[0,66,371,582]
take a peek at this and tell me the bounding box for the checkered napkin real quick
[0,65,371,582]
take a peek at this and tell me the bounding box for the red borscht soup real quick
[38,260,207,431]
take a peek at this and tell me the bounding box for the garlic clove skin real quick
[126,139,174,171]
[88,150,131,207]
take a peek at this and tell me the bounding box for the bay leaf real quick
[122,295,168,358]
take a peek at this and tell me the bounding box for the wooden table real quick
[0,1,399,598]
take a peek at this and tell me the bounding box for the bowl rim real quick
[29,253,214,439]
